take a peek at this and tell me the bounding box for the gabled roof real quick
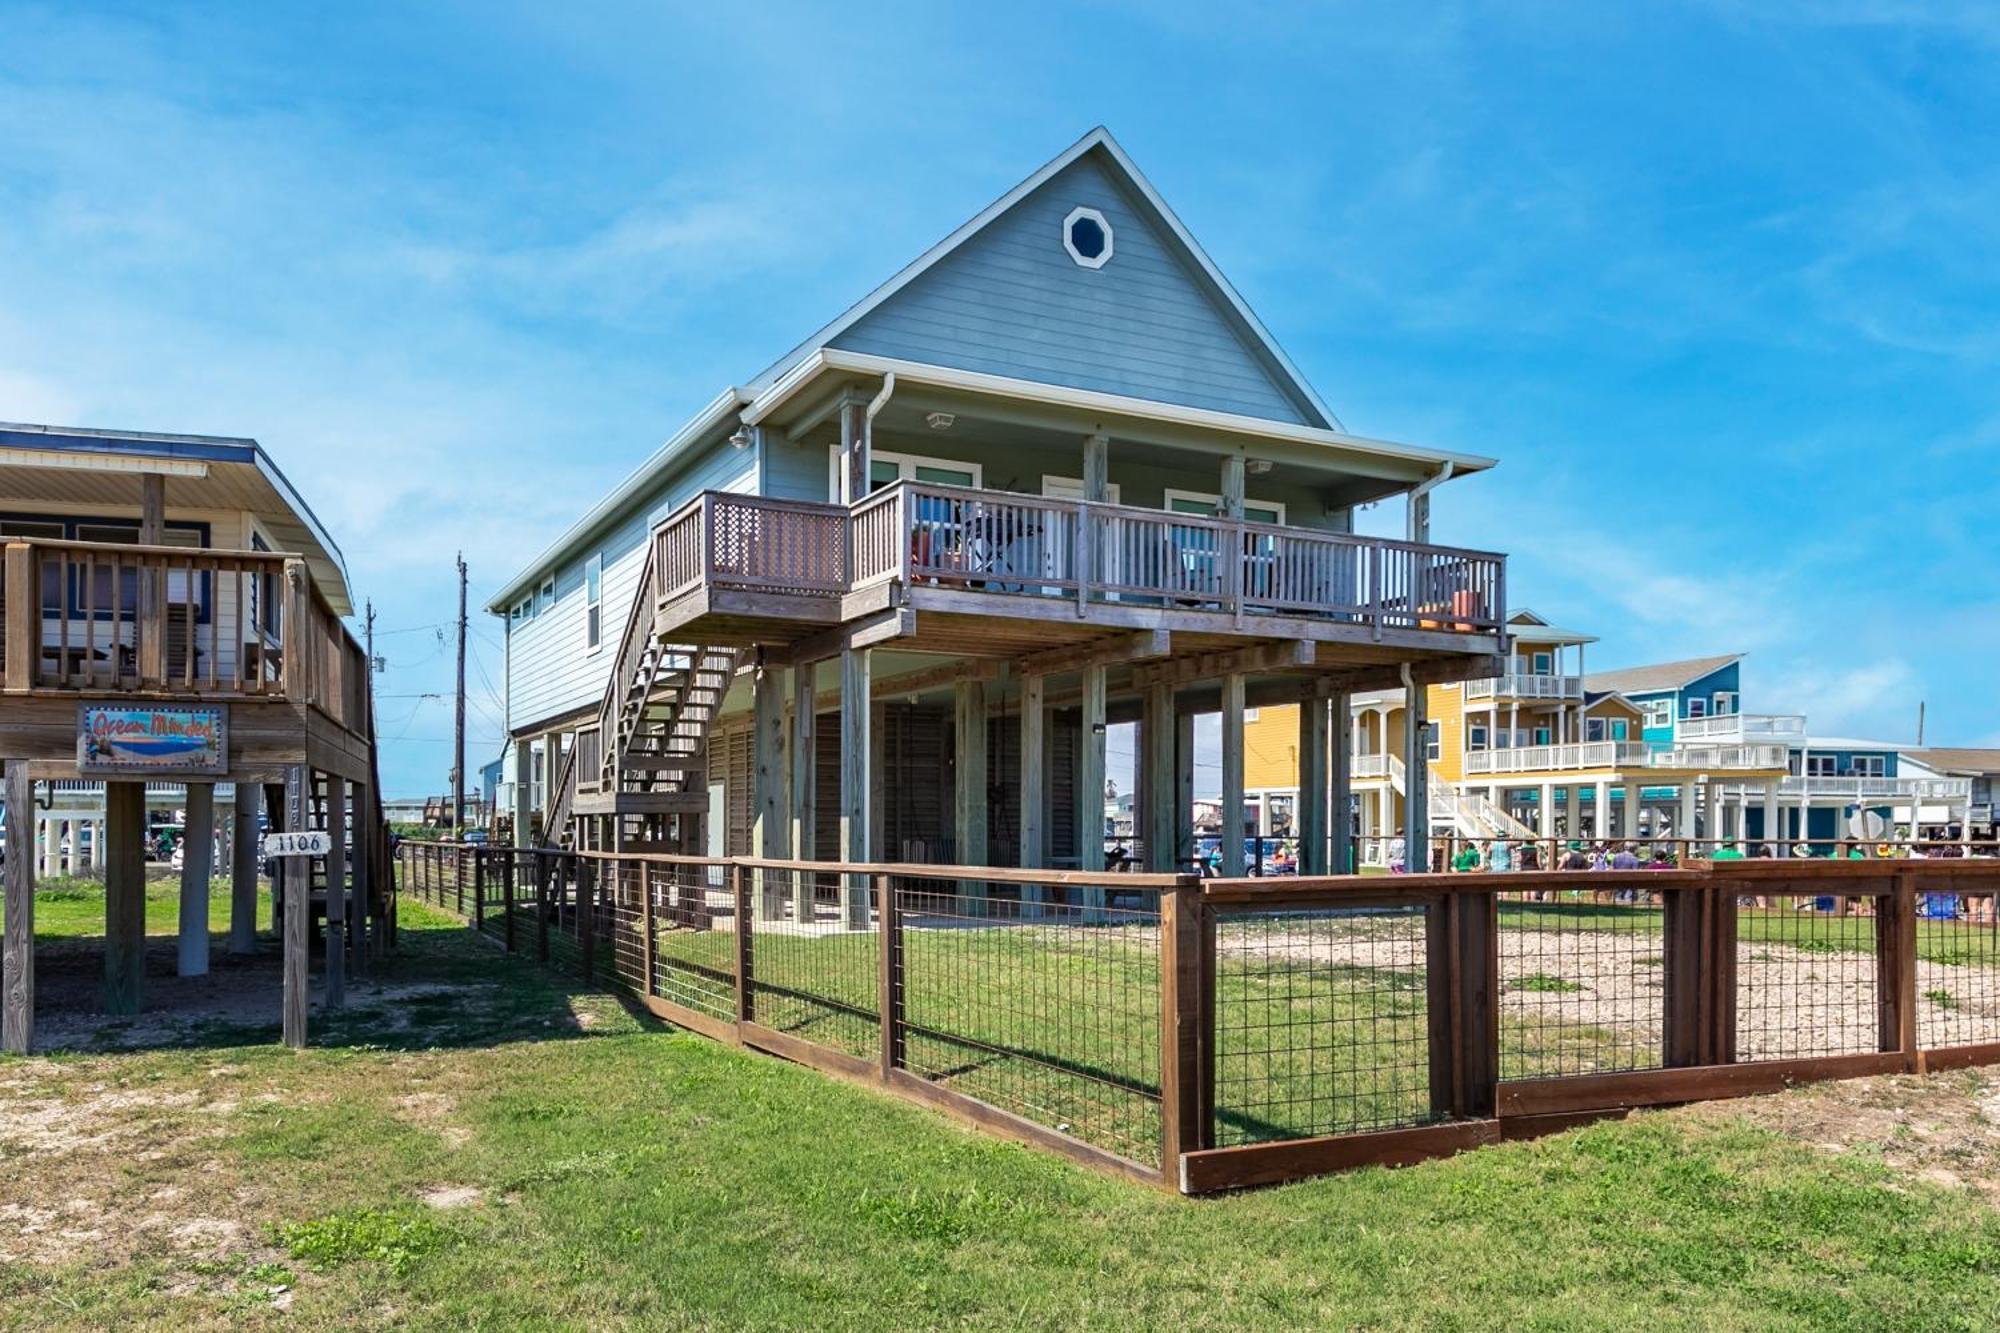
[1584,654,1742,697]
[1583,689,1643,716]
[1504,608,1597,645]
[748,127,1338,429]
[1914,748,2000,775]
[0,421,352,614]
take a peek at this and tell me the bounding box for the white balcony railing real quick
[1463,742,1650,775]
[1351,753,1390,779]
[1463,673,1584,702]
[1717,775,1973,801]
[1646,743,1792,771]
[1676,713,1806,743]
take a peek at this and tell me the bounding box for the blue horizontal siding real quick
[829,153,1314,425]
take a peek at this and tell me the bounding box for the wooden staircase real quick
[546,536,739,847]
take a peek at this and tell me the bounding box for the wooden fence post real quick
[579,856,596,983]
[1159,878,1211,1183]
[1709,886,1738,1065]
[1426,887,1497,1121]
[503,852,517,952]
[472,848,485,930]
[535,852,551,963]
[1662,885,1709,1067]
[1879,872,1918,1067]
[733,863,754,1026]
[641,862,657,999]
[877,872,904,1081]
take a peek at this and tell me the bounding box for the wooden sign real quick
[263,830,332,858]
[77,704,228,776]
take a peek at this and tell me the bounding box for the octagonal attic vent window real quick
[1063,206,1113,269]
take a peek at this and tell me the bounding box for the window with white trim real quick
[1468,723,1489,751]
[1685,697,1708,719]
[1712,691,1737,716]
[1532,650,1554,676]
[1805,755,1837,777]
[827,447,981,500]
[1642,699,1673,729]
[1425,720,1441,762]
[1062,206,1113,269]
[1586,718,1606,742]
[1163,489,1286,525]
[536,577,555,616]
[1852,755,1886,777]
[584,554,603,652]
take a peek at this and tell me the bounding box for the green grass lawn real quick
[1,899,1997,1329]
[21,872,272,942]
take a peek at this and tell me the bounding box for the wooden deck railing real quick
[652,482,1507,637]
[399,842,2000,1194]
[1,537,368,733]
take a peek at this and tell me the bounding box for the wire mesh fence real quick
[897,873,1164,1167]
[395,843,2000,1192]
[746,865,880,1060]
[1733,891,1881,1062]
[1495,885,1668,1080]
[1211,903,1433,1145]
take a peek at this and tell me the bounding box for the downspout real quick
[865,371,897,436]
[1405,461,1455,540]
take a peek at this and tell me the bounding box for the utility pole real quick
[453,553,468,836]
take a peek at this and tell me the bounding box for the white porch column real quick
[1622,783,1640,841]
[1679,782,1698,845]
[1593,779,1611,838]
[1762,780,1781,853]
[1539,781,1556,838]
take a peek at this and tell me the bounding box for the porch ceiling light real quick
[1245,458,1274,476]
[926,412,956,430]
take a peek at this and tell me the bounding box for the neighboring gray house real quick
[489,128,1508,882]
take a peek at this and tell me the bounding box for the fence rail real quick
[398,841,2000,1194]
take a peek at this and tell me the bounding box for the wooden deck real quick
[646,483,1506,674]
[0,538,374,783]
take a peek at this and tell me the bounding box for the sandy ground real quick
[1220,920,2000,1067]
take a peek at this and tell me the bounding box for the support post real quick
[791,660,818,865]
[840,646,872,930]
[752,663,787,920]
[1077,664,1107,920]
[1330,691,1353,874]
[1018,673,1047,872]
[177,783,216,977]
[103,782,145,1016]
[1404,683,1430,871]
[229,795,260,955]
[1175,707,1195,872]
[511,738,533,845]
[732,864,754,1024]
[953,676,989,910]
[1142,681,1176,873]
[2,761,34,1053]
[1220,673,1246,877]
[325,775,346,1008]
[1298,697,1329,875]
[280,766,308,1047]
[838,398,870,505]
[349,781,370,978]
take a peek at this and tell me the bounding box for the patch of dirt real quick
[1682,1068,2000,1202]
[419,1184,483,1209]
[395,1090,472,1147]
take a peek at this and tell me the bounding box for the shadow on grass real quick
[23,908,669,1057]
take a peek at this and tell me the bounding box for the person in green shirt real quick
[1711,842,1746,861]
[1452,843,1482,873]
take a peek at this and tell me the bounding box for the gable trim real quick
[747,128,1340,430]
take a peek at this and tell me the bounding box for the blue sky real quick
[3,2,1997,796]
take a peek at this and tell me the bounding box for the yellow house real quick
[1242,610,1791,863]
